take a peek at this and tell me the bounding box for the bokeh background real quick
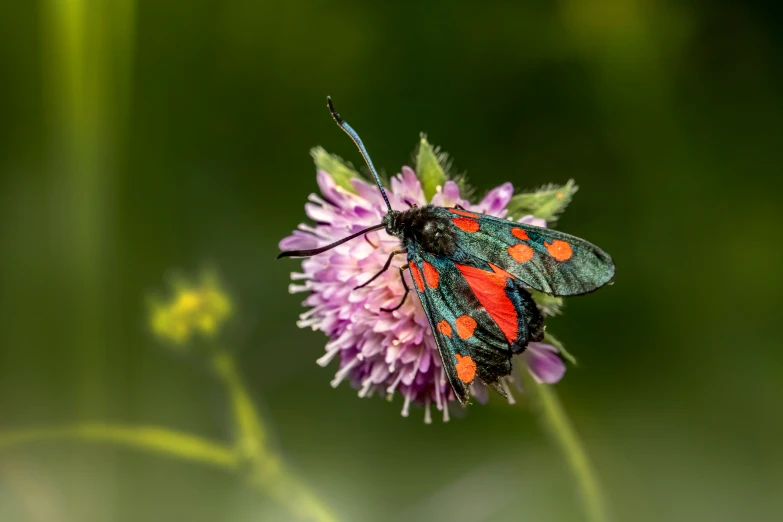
[1,1,781,521]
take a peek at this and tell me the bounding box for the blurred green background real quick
[1,1,781,521]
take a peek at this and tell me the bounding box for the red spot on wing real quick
[422,261,439,289]
[455,263,518,344]
[545,240,573,261]
[452,218,480,233]
[410,264,425,292]
[455,315,477,339]
[511,228,530,240]
[508,243,534,263]
[454,354,476,383]
[437,320,452,338]
[449,209,480,218]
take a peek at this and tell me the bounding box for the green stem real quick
[213,351,267,459]
[0,418,338,522]
[0,352,340,522]
[0,423,238,470]
[522,371,610,522]
[213,352,340,522]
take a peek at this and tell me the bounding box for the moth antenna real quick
[277,223,386,259]
[327,96,392,212]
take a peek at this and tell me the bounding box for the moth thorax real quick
[403,206,458,256]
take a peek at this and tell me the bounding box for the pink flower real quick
[280,167,565,422]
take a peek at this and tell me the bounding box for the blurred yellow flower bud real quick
[148,270,233,346]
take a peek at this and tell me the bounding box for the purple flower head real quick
[280,153,571,422]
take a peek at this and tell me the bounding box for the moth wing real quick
[407,247,543,403]
[441,207,615,296]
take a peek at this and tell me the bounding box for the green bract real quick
[543,332,577,365]
[311,146,362,193]
[415,135,448,201]
[507,180,578,223]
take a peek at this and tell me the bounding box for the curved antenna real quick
[327,97,392,212]
[277,223,386,259]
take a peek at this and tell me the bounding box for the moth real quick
[279,98,615,403]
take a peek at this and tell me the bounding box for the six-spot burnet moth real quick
[278,98,615,404]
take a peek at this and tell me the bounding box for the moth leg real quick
[381,264,410,312]
[354,249,406,290]
[454,204,466,210]
[364,234,378,248]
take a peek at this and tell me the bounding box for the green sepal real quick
[415,134,448,201]
[507,180,578,223]
[531,290,564,317]
[543,332,577,366]
[311,146,361,193]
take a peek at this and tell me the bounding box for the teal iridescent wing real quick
[407,245,543,403]
[438,207,615,296]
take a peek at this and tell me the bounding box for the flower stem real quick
[522,370,611,522]
[213,351,340,522]
[0,352,339,522]
[213,352,268,458]
[0,421,338,522]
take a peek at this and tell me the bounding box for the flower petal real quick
[518,214,547,228]
[430,180,464,208]
[479,182,514,217]
[390,167,427,207]
[279,231,318,251]
[524,342,566,383]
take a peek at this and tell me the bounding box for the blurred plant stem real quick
[212,351,339,522]
[0,424,239,469]
[521,366,610,522]
[0,351,339,522]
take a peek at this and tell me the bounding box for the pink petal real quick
[524,342,566,383]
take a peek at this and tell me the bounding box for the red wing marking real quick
[511,228,530,240]
[455,315,477,339]
[545,240,573,261]
[508,243,534,263]
[437,320,452,338]
[422,261,439,289]
[454,354,477,383]
[410,264,425,292]
[449,209,480,218]
[455,263,518,344]
[452,218,480,233]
